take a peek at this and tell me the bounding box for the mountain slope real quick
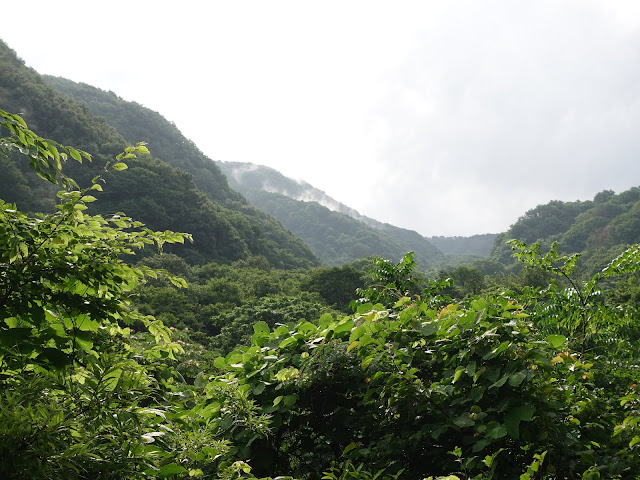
[489,187,640,274]
[0,39,318,268]
[217,161,446,267]
[41,74,318,268]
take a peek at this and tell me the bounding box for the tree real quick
[0,108,208,478]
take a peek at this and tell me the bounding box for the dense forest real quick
[1,37,640,479]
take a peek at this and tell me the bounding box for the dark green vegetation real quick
[490,190,640,275]
[2,108,640,479]
[2,36,640,479]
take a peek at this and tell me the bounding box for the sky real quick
[3,0,640,236]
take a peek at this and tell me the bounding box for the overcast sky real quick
[3,1,640,236]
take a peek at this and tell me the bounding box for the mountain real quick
[216,161,447,267]
[0,39,318,269]
[489,187,640,274]
[427,234,497,257]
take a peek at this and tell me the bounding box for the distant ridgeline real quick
[217,161,452,267]
[489,188,640,275]
[0,38,319,268]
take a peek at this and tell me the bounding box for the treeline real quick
[132,253,364,354]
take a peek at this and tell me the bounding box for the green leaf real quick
[508,371,527,387]
[158,463,187,478]
[347,340,359,353]
[74,331,94,351]
[112,162,128,171]
[276,367,299,382]
[252,381,266,395]
[504,405,536,439]
[419,321,438,336]
[546,334,566,349]
[342,442,358,456]
[68,148,82,162]
[334,318,354,335]
[253,321,270,335]
[357,303,374,314]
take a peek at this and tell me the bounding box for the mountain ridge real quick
[0,39,318,268]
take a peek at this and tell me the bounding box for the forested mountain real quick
[428,233,497,257]
[43,75,243,207]
[489,187,640,274]
[0,39,318,268]
[3,37,640,479]
[217,161,447,267]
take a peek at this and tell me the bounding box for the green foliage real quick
[509,240,640,356]
[206,291,597,478]
[0,109,271,479]
[302,265,364,311]
[355,252,422,307]
[489,188,640,277]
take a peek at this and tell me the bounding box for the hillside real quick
[428,233,497,257]
[217,161,447,267]
[489,187,640,274]
[0,39,318,268]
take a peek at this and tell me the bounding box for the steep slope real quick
[489,187,640,274]
[43,75,243,206]
[0,39,318,268]
[42,74,318,268]
[217,161,446,267]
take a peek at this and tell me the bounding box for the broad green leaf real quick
[253,321,270,335]
[546,334,566,349]
[252,381,266,395]
[158,463,187,478]
[74,331,93,352]
[347,340,359,353]
[112,162,128,171]
[357,303,374,314]
[508,371,527,387]
[419,321,438,336]
[276,367,299,382]
[342,442,358,455]
[284,394,298,406]
[504,405,535,439]
[334,318,354,335]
